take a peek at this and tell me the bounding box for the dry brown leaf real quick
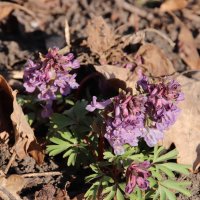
[0,75,44,163]
[179,25,200,69]
[161,75,200,172]
[86,16,116,60]
[28,140,45,165]
[0,174,26,200]
[135,43,175,76]
[94,65,142,94]
[0,3,14,21]
[0,2,36,22]
[160,0,188,12]
[11,90,35,159]
[0,76,14,142]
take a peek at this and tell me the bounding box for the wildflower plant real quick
[23,47,191,200]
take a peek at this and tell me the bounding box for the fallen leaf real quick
[135,43,175,76]
[94,65,139,93]
[179,25,200,69]
[161,75,200,172]
[0,2,36,22]
[160,0,188,12]
[0,75,44,163]
[11,90,35,159]
[0,174,26,200]
[86,16,116,61]
[0,76,13,143]
[0,3,14,21]
[28,140,45,165]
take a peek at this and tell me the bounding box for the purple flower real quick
[86,96,111,112]
[137,75,184,133]
[125,161,151,194]
[142,128,164,147]
[105,123,142,155]
[103,92,146,154]
[23,47,80,117]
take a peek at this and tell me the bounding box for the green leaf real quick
[116,188,124,200]
[49,137,70,145]
[47,144,71,156]
[150,168,162,180]
[104,190,116,200]
[103,185,116,200]
[102,186,113,195]
[162,180,191,197]
[136,187,143,200]
[152,189,160,200]
[127,153,144,161]
[51,113,73,129]
[176,181,191,187]
[153,145,165,162]
[161,163,190,175]
[118,183,126,191]
[148,177,157,187]
[154,149,178,163]
[85,173,103,183]
[90,164,100,173]
[159,186,166,200]
[63,148,74,158]
[160,186,176,200]
[67,152,77,166]
[84,181,100,200]
[157,165,175,178]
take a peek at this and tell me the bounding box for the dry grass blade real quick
[64,18,71,47]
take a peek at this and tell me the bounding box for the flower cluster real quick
[125,161,151,193]
[86,75,183,154]
[23,47,80,117]
[104,92,146,155]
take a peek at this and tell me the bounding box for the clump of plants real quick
[23,47,191,200]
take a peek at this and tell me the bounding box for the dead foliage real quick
[179,24,200,70]
[135,43,175,76]
[0,75,44,164]
[0,174,26,200]
[160,0,188,12]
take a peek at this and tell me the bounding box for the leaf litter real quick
[0,0,200,199]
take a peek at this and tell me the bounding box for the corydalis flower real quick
[103,92,146,154]
[86,96,112,112]
[125,161,151,194]
[137,75,184,146]
[86,75,183,153]
[23,47,80,117]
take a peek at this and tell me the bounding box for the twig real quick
[121,1,154,20]
[4,151,16,175]
[21,171,62,178]
[142,28,175,47]
[174,69,200,79]
[0,186,18,200]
